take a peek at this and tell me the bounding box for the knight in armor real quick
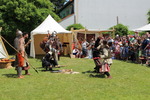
[41,31,62,70]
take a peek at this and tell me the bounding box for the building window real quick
[59,3,74,19]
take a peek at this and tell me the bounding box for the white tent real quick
[0,36,9,59]
[134,24,150,32]
[30,15,71,58]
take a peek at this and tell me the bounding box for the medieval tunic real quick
[99,46,112,73]
[100,47,113,65]
[18,37,28,67]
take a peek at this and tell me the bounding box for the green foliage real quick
[0,57,150,100]
[128,31,135,35]
[147,10,150,23]
[0,0,60,54]
[110,24,129,36]
[138,31,146,36]
[0,0,60,36]
[66,24,85,30]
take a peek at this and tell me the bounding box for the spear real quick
[1,35,39,73]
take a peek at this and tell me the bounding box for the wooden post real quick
[98,32,102,37]
[117,16,119,25]
[113,27,115,39]
[71,27,74,42]
[84,28,87,40]
[70,27,74,54]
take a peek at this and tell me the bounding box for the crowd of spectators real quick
[72,32,150,66]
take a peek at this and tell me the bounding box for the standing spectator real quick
[128,43,135,62]
[81,39,89,58]
[114,41,120,59]
[122,43,129,61]
[120,44,123,60]
[141,35,149,56]
[144,41,150,57]
[87,45,93,59]
[134,37,141,63]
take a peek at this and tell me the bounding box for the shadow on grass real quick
[89,74,106,78]
[40,69,62,73]
[35,66,50,72]
[82,70,106,78]
[37,67,60,72]
[82,70,96,74]
[2,74,18,78]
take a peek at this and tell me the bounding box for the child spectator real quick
[72,47,79,58]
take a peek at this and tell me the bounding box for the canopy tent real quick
[134,24,150,32]
[30,15,71,58]
[0,36,9,59]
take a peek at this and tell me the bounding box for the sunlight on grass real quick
[0,57,150,100]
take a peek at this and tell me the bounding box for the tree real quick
[0,0,60,36]
[110,24,129,36]
[66,24,85,30]
[0,0,60,54]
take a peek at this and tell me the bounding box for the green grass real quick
[0,57,150,100]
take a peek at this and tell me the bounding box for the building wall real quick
[59,0,150,30]
[59,14,75,29]
[77,0,150,29]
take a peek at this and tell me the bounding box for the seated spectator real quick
[72,47,79,58]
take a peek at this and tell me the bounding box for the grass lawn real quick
[0,57,150,100]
